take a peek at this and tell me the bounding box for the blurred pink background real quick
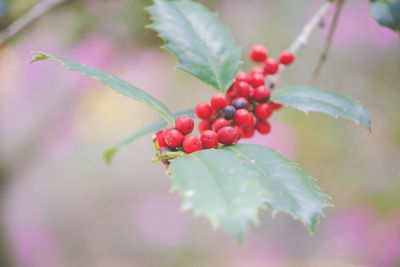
[0,0,399,266]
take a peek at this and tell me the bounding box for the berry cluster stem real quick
[152,135,185,162]
[266,1,334,89]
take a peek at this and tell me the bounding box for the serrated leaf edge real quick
[30,51,175,125]
[224,145,333,235]
[145,0,241,93]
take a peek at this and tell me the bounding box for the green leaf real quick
[169,144,331,243]
[271,86,371,131]
[146,0,241,92]
[104,108,194,164]
[370,0,400,32]
[30,51,174,124]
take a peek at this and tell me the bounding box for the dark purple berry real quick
[221,105,236,120]
[233,98,249,110]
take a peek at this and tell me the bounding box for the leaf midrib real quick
[171,2,223,91]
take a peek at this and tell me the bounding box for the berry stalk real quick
[266,1,334,89]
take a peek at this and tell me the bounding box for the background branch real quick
[267,1,334,89]
[0,0,68,46]
[309,0,345,85]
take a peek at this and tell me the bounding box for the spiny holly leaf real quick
[169,144,331,243]
[370,0,400,32]
[146,0,241,92]
[169,148,263,243]
[223,144,332,234]
[271,86,371,131]
[104,108,194,164]
[30,52,174,124]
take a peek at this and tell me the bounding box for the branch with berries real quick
[30,0,372,243]
[153,45,293,170]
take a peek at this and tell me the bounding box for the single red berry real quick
[163,125,174,137]
[263,58,279,75]
[248,86,255,99]
[198,119,212,133]
[210,93,228,111]
[251,72,265,87]
[175,115,194,135]
[256,119,271,135]
[217,126,238,145]
[232,124,244,140]
[233,81,250,98]
[226,90,235,101]
[255,103,273,119]
[235,72,251,83]
[164,129,184,148]
[156,130,166,147]
[234,109,251,125]
[242,125,255,138]
[195,102,212,119]
[279,50,295,65]
[249,44,268,62]
[182,134,202,153]
[249,66,264,77]
[201,130,219,149]
[244,113,255,127]
[270,102,284,110]
[212,118,229,132]
[253,85,271,102]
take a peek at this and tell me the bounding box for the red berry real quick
[248,86,255,99]
[182,134,202,153]
[263,58,279,75]
[156,130,166,147]
[233,81,250,98]
[195,102,212,119]
[255,103,273,119]
[234,109,251,125]
[249,44,268,62]
[242,125,255,138]
[235,72,251,83]
[212,118,229,132]
[253,85,271,102]
[163,125,174,137]
[256,119,271,135]
[279,50,295,65]
[226,90,235,101]
[210,93,228,111]
[175,115,194,135]
[244,113,255,127]
[165,129,184,148]
[232,125,244,140]
[201,130,219,149]
[251,72,265,87]
[270,102,284,110]
[249,66,264,77]
[198,119,212,133]
[217,126,238,145]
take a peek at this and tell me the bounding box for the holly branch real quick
[267,0,334,89]
[0,0,68,46]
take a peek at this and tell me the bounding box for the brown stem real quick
[267,1,334,89]
[308,0,345,85]
[0,0,68,46]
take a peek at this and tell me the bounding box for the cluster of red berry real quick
[153,45,295,163]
